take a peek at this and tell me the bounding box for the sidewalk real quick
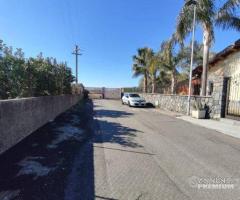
[178,116,240,139]
[155,109,240,140]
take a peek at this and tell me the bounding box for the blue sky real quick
[0,0,239,87]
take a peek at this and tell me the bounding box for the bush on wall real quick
[0,39,75,99]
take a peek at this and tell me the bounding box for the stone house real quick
[193,39,240,119]
[139,39,240,120]
[207,39,240,120]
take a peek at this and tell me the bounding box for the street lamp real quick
[187,0,197,115]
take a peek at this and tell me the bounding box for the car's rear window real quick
[129,94,140,97]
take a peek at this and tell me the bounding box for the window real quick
[208,81,214,96]
[129,94,140,98]
[193,84,201,95]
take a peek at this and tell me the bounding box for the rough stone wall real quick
[139,51,240,120]
[0,95,82,154]
[140,93,215,117]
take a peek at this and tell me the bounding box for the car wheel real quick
[128,101,131,107]
[122,100,124,105]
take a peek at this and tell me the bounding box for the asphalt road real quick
[1,99,240,200]
[90,99,240,200]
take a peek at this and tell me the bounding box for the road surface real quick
[89,99,240,200]
[1,99,240,200]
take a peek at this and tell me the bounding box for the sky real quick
[0,0,239,88]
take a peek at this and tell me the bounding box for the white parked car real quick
[122,93,146,107]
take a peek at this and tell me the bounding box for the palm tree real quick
[175,0,215,96]
[156,71,172,94]
[132,48,154,93]
[216,0,240,31]
[161,37,205,94]
[161,39,182,94]
[175,0,240,96]
[148,54,160,93]
[177,41,204,70]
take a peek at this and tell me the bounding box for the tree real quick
[148,55,159,93]
[23,59,37,97]
[0,44,16,98]
[161,38,205,94]
[0,39,75,99]
[156,71,172,93]
[10,50,25,97]
[177,41,204,71]
[161,39,182,94]
[175,0,240,96]
[0,41,11,99]
[132,48,154,93]
[175,0,215,96]
[216,0,240,31]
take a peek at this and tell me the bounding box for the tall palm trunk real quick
[152,75,156,94]
[171,69,177,94]
[143,73,148,93]
[201,28,211,96]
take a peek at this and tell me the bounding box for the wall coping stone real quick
[139,93,212,98]
[0,94,81,102]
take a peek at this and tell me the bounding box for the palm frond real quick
[216,0,240,31]
[219,0,240,13]
[175,5,194,42]
[132,47,154,78]
[132,64,144,78]
[175,0,215,43]
[216,10,240,31]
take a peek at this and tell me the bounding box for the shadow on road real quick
[96,109,133,118]
[0,99,143,200]
[0,99,95,200]
[64,100,143,200]
[94,119,142,148]
[146,102,155,108]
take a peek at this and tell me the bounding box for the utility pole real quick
[72,45,82,84]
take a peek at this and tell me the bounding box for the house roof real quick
[192,65,202,77]
[192,39,240,77]
[209,39,240,65]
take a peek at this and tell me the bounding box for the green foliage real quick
[132,47,154,77]
[175,0,215,44]
[132,47,154,93]
[131,0,239,95]
[216,0,240,31]
[175,0,239,95]
[122,87,142,93]
[132,39,206,94]
[0,40,75,99]
[175,0,239,55]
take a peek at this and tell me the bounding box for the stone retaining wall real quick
[0,95,82,154]
[140,93,219,119]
